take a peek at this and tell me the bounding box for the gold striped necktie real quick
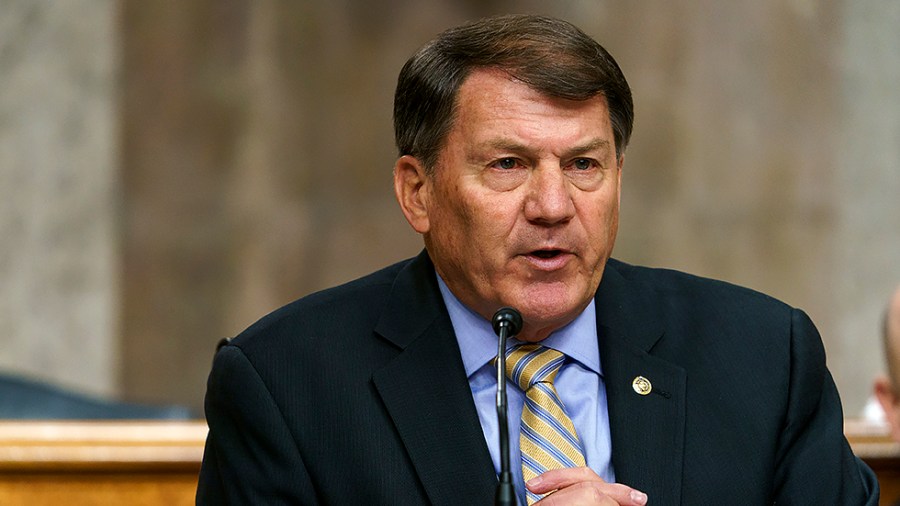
[505,344,586,505]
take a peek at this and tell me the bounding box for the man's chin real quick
[511,289,589,341]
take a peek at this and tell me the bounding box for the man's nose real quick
[523,166,575,225]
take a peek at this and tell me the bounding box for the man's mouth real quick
[520,247,573,271]
[530,249,563,259]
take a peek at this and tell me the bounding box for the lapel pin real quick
[632,376,652,395]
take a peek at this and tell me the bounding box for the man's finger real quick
[527,467,648,506]
[526,467,602,491]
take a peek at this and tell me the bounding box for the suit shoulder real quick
[606,258,792,313]
[230,257,412,348]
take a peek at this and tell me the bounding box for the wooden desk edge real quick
[0,420,208,473]
[845,418,900,460]
[0,418,896,467]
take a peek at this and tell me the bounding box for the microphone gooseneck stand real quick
[492,307,523,506]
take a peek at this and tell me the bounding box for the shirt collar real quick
[436,274,602,378]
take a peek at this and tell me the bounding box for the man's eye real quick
[496,158,517,170]
[573,158,593,170]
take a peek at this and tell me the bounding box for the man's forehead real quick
[457,68,607,106]
[453,71,612,128]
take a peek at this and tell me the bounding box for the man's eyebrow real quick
[466,140,536,164]
[562,139,611,158]
[467,138,612,163]
[486,140,534,154]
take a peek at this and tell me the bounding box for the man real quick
[874,286,900,441]
[197,14,878,505]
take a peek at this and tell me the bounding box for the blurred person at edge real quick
[874,285,900,504]
[196,14,878,505]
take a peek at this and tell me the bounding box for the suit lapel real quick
[372,251,497,506]
[596,262,686,506]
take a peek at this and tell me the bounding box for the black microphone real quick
[492,307,523,506]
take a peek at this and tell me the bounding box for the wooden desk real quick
[0,420,206,506]
[0,418,897,505]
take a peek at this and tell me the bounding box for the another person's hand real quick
[528,467,648,506]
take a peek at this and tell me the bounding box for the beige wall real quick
[832,0,900,409]
[2,0,899,415]
[0,1,119,396]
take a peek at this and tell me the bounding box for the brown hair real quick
[393,14,634,173]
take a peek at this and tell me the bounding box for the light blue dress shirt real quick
[436,276,614,504]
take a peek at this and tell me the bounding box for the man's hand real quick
[528,467,648,506]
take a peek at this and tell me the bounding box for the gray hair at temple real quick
[393,14,634,174]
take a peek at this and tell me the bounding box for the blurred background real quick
[1,0,898,417]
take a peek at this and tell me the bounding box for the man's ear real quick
[874,375,900,440]
[393,155,431,234]
[616,154,624,206]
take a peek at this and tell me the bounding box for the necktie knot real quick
[504,344,565,393]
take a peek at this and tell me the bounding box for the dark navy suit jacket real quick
[197,251,878,505]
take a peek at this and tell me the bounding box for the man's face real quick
[396,68,623,341]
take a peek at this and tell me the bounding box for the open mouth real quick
[531,249,563,259]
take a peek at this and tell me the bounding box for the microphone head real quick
[492,307,523,337]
